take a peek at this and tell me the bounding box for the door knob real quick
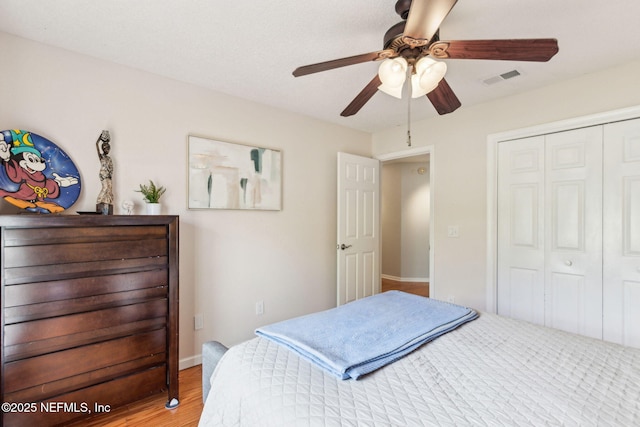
[339,243,352,250]
[565,260,573,266]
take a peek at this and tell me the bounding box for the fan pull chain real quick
[406,66,412,147]
[407,95,412,147]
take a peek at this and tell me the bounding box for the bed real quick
[199,292,640,426]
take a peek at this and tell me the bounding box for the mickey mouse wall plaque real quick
[0,129,81,213]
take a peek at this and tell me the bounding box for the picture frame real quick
[188,135,282,210]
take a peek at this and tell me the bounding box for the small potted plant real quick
[136,180,166,214]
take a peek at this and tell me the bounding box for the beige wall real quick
[373,59,640,310]
[400,162,430,279]
[381,162,430,280]
[381,163,402,277]
[0,32,372,367]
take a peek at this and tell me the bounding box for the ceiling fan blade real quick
[403,0,458,47]
[341,75,382,117]
[430,39,559,62]
[426,78,461,115]
[293,50,396,77]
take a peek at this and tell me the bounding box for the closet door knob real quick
[565,260,573,266]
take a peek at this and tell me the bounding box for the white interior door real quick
[497,136,546,325]
[544,127,603,339]
[603,118,640,347]
[337,152,380,306]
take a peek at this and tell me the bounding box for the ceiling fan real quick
[292,0,559,117]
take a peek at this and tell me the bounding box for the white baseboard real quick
[179,354,202,370]
[382,274,429,282]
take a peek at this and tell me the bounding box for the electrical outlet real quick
[447,226,460,238]
[255,301,264,315]
[446,295,455,304]
[194,313,204,330]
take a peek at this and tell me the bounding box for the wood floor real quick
[69,365,203,427]
[381,277,429,297]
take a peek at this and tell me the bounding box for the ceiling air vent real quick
[482,69,522,86]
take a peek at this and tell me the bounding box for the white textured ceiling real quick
[1,0,640,133]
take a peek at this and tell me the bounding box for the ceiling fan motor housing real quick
[395,0,413,19]
[384,21,436,66]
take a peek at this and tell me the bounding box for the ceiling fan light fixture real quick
[378,57,408,99]
[411,56,447,98]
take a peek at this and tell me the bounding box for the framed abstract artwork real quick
[188,135,282,210]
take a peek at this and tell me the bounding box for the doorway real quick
[377,146,434,298]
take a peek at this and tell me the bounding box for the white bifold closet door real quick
[544,127,603,339]
[603,118,640,347]
[497,126,603,339]
[497,135,546,326]
[498,118,640,347]
[497,119,640,347]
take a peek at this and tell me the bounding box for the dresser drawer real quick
[3,238,167,267]
[3,366,167,427]
[4,329,166,399]
[2,225,169,286]
[4,270,168,323]
[2,225,168,247]
[4,299,168,361]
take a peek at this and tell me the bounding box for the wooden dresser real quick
[0,215,179,427]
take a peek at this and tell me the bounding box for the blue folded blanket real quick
[255,291,478,380]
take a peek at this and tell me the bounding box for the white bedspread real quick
[199,312,640,426]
